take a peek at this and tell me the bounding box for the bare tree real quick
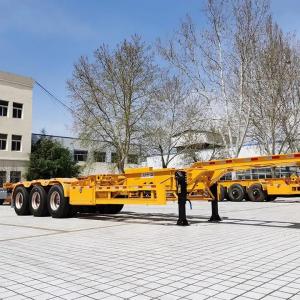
[142,74,205,168]
[158,0,270,158]
[250,18,300,154]
[67,35,157,173]
[181,123,227,164]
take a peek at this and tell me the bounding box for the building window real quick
[11,135,22,151]
[0,100,8,117]
[94,151,106,162]
[111,152,118,163]
[0,134,7,150]
[128,154,138,164]
[10,171,21,183]
[0,171,6,187]
[74,150,88,162]
[13,102,23,118]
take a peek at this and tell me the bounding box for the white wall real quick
[145,144,262,169]
[0,71,34,182]
[32,134,140,175]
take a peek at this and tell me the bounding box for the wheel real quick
[68,207,78,217]
[227,184,245,201]
[247,184,266,202]
[47,185,72,218]
[97,204,124,214]
[0,199,4,205]
[13,186,31,215]
[218,185,227,201]
[266,195,276,202]
[78,206,97,214]
[29,185,49,217]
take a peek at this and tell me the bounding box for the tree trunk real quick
[117,157,125,174]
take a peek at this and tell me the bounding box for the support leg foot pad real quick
[208,215,222,222]
[177,219,189,226]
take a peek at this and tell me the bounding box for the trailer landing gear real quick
[209,200,222,222]
[175,171,189,226]
[208,183,222,222]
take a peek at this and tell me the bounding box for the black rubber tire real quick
[77,206,97,214]
[0,199,4,205]
[47,185,72,218]
[247,184,266,202]
[13,186,31,215]
[97,204,124,214]
[68,207,78,217]
[29,185,49,217]
[266,195,276,202]
[218,185,227,201]
[228,184,245,202]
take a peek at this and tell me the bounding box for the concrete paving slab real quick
[0,199,299,299]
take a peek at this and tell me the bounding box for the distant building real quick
[0,71,34,185]
[145,130,261,169]
[32,133,141,175]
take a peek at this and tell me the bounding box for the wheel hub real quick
[50,191,61,211]
[31,191,41,210]
[253,189,260,198]
[232,189,240,198]
[15,192,23,209]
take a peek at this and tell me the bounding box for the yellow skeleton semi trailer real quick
[6,153,300,226]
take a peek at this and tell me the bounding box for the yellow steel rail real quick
[6,152,300,225]
[6,153,300,202]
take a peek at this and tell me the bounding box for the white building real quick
[0,71,34,185]
[32,133,141,175]
[145,130,262,169]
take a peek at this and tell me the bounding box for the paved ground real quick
[0,200,300,300]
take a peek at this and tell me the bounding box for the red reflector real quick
[272,155,280,159]
[226,160,232,163]
[209,162,215,165]
[251,157,259,161]
[294,154,300,157]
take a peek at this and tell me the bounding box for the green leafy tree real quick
[26,137,80,180]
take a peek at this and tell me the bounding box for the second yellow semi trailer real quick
[6,153,300,225]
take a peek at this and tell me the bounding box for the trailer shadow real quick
[76,211,300,229]
[76,211,207,226]
[272,199,300,203]
[223,199,300,203]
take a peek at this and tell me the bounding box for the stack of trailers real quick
[5,153,300,225]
